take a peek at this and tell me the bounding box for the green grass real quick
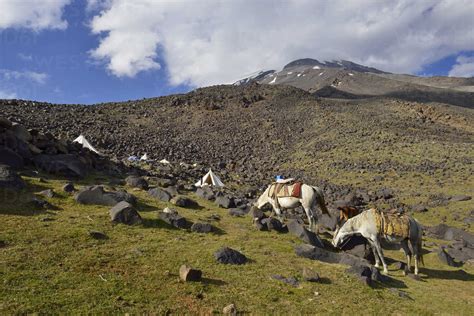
[1,175,474,314]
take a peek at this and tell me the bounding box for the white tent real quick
[194,169,225,187]
[73,135,100,154]
[160,159,171,164]
[140,153,148,161]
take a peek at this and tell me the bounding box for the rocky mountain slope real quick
[238,58,474,108]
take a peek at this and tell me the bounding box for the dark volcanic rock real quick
[215,196,235,209]
[171,196,199,208]
[450,195,472,202]
[438,247,460,267]
[148,187,172,202]
[33,154,88,178]
[75,185,137,206]
[109,201,142,225]
[195,187,215,200]
[215,247,247,265]
[271,275,300,287]
[302,267,320,282]
[295,244,341,263]
[0,164,26,190]
[179,265,202,282]
[411,204,428,212]
[229,208,246,217]
[89,230,108,240]
[261,217,287,233]
[62,182,75,193]
[191,222,213,233]
[287,220,324,248]
[249,206,266,220]
[0,147,24,169]
[126,175,148,190]
[159,210,188,229]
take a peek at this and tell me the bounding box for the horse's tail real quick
[414,219,425,266]
[312,186,330,216]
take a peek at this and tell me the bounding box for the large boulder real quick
[125,175,148,190]
[148,187,172,202]
[261,217,287,233]
[287,220,324,248]
[438,247,460,267]
[0,164,26,191]
[295,244,341,263]
[0,147,24,169]
[428,224,474,246]
[75,185,137,206]
[215,247,247,265]
[33,154,88,178]
[215,196,235,209]
[11,123,32,142]
[191,222,213,233]
[195,187,215,200]
[170,196,199,208]
[110,201,142,225]
[159,210,188,229]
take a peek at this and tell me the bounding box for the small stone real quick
[271,274,300,287]
[215,247,247,265]
[38,189,55,198]
[109,201,143,225]
[411,204,428,212]
[89,230,108,240]
[450,195,471,202]
[62,182,75,193]
[179,264,202,282]
[302,267,320,282]
[191,222,213,233]
[159,211,188,229]
[223,303,237,315]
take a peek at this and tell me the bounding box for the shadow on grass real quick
[137,201,160,213]
[372,276,408,289]
[0,186,52,216]
[202,277,227,286]
[141,218,178,230]
[421,267,474,281]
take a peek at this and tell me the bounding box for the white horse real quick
[332,208,424,275]
[254,183,330,231]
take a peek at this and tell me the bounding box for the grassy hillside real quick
[1,174,473,314]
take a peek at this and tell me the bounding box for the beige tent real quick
[194,169,224,187]
[73,135,100,154]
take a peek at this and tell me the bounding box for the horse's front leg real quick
[270,201,283,221]
[368,241,381,268]
[372,237,388,274]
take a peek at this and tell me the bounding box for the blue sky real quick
[0,0,473,104]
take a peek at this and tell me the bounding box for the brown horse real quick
[337,206,360,227]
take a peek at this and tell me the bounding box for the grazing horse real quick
[337,206,360,227]
[254,183,330,232]
[332,208,424,275]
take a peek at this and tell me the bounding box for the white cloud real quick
[88,0,474,86]
[0,90,17,99]
[0,69,48,84]
[18,53,33,61]
[0,0,71,31]
[449,55,474,77]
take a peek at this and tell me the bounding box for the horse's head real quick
[254,185,271,209]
